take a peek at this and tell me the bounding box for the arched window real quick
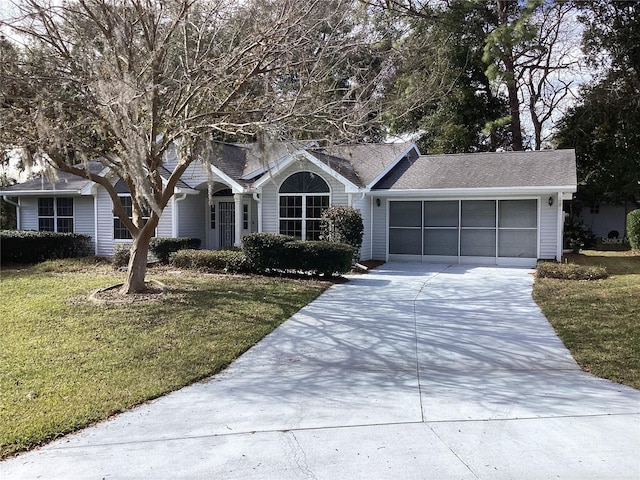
[279,172,330,240]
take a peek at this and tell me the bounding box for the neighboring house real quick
[573,200,635,243]
[0,142,577,267]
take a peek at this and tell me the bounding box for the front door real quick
[219,201,235,248]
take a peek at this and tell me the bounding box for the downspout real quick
[253,192,262,233]
[3,195,20,229]
[172,193,187,238]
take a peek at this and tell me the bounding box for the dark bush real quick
[628,209,640,251]
[171,249,252,273]
[320,206,364,261]
[0,230,93,264]
[283,241,354,276]
[242,233,296,270]
[536,261,608,280]
[241,233,354,276]
[149,237,201,263]
[112,244,130,268]
[564,218,596,252]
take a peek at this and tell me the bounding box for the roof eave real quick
[370,185,578,197]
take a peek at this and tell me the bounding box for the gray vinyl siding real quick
[539,197,558,259]
[177,193,206,243]
[74,196,95,241]
[260,161,350,235]
[371,196,387,260]
[156,200,173,238]
[163,146,212,187]
[96,186,116,256]
[352,195,371,261]
[18,196,94,240]
[250,198,258,233]
[18,197,38,230]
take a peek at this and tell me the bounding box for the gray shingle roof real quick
[314,142,415,187]
[1,161,105,193]
[373,149,577,190]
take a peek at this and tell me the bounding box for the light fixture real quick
[548,196,554,207]
[376,198,381,207]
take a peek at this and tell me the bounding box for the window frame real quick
[278,171,331,241]
[113,193,153,241]
[38,197,74,233]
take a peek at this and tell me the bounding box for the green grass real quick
[0,258,330,458]
[533,251,640,390]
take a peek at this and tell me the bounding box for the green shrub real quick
[537,261,608,280]
[563,218,596,252]
[0,230,93,264]
[320,206,364,261]
[628,209,640,251]
[242,233,296,270]
[149,237,201,263]
[283,241,354,276]
[112,244,130,268]
[171,249,252,273]
[241,233,354,276]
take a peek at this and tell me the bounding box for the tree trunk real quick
[121,227,155,294]
[504,58,524,151]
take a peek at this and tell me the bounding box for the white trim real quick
[253,150,361,193]
[556,191,564,261]
[93,194,99,255]
[208,164,245,194]
[371,186,577,197]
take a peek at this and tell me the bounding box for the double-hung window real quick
[38,197,74,233]
[113,194,151,240]
[279,172,330,241]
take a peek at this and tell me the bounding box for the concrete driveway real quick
[2,263,639,479]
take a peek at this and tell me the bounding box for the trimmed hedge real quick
[0,230,93,264]
[283,241,354,276]
[537,261,609,281]
[149,237,201,263]
[171,249,252,273]
[241,233,296,270]
[242,233,354,276]
[628,209,640,251]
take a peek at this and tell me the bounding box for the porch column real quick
[234,193,243,247]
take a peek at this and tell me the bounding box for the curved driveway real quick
[2,263,639,479]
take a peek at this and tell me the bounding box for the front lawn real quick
[0,259,330,458]
[533,250,640,390]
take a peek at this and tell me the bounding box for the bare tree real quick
[0,0,386,293]
[520,2,583,150]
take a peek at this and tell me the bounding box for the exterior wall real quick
[95,186,115,256]
[260,160,350,235]
[539,195,559,259]
[352,195,371,261]
[18,195,95,242]
[162,145,219,188]
[176,193,205,243]
[370,195,387,260]
[74,196,96,242]
[18,197,37,230]
[156,198,173,238]
[578,202,630,239]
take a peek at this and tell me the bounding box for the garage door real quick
[388,200,538,266]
